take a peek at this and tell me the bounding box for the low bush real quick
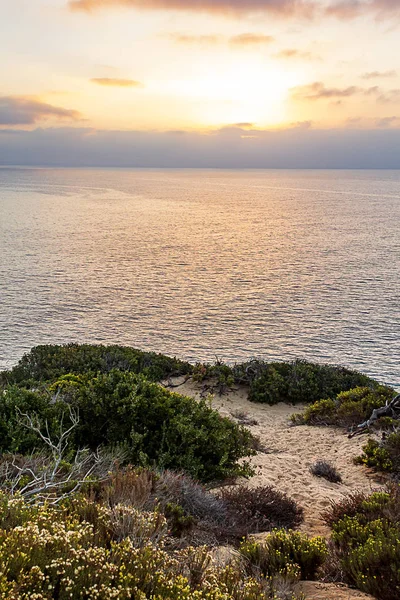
[326,486,400,600]
[0,492,305,600]
[310,460,342,484]
[1,343,193,386]
[151,473,304,545]
[240,530,328,580]
[243,360,377,406]
[0,372,256,482]
[356,431,400,476]
[294,385,395,428]
[322,491,370,527]
[218,485,304,532]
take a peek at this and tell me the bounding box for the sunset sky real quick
[1,0,400,166]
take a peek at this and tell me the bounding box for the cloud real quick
[90,77,144,87]
[168,32,274,46]
[361,70,397,80]
[2,124,400,168]
[291,81,389,101]
[375,116,398,127]
[377,88,400,103]
[68,0,317,18]
[68,0,400,21]
[168,33,222,44]
[229,33,275,45]
[274,48,319,60]
[291,81,362,101]
[0,97,81,126]
[326,0,400,20]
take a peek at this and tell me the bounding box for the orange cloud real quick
[274,48,319,60]
[69,0,317,18]
[229,33,275,45]
[168,33,222,44]
[361,70,397,80]
[68,0,400,21]
[90,77,144,87]
[291,81,362,101]
[327,0,400,20]
[0,96,81,126]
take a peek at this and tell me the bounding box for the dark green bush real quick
[294,385,395,428]
[244,360,377,405]
[0,371,255,482]
[1,344,192,386]
[327,487,400,600]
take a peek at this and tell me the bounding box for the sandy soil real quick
[168,378,378,599]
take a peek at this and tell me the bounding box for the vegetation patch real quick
[292,385,395,428]
[323,485,400,600]
[310,461,342,484]
[239,530,328,581]
[0,371,256,482]
[0,492,305,600]
[355,431,400,476]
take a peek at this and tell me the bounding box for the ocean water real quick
[1,167,399,387]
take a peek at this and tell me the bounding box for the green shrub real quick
[356,431,400,476]
[327,487,400,600]
[294,398,336,426]
[296,385,395,428]
[240,530,327,580]
[0,372,256,482]
[1,343,192,386]
[244,360,377,406]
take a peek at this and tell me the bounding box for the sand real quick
[168,378,378,599]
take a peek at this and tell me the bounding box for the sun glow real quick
[158,59,302,127]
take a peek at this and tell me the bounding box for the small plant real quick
[231,410,258,426]
[310,460,342,483]
[240,530,328,580]
[356,431,400,476]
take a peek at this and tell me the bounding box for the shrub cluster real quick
[0,492,305,600]
[292,385,395,428]
[0,371,256,482]
[324,486,400,600]
[3,346,381,409]
[95,469,304,546]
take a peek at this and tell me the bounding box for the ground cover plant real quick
[322,485,400,600]
[356,431,400,477]
[239,530,328,580]
[0,491,306,600]
[292,385,395,428]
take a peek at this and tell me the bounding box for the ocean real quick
[1,167,399,387]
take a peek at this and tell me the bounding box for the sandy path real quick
[171,379,378,599]
[175,380,381,537]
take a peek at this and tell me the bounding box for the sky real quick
[1,0,400,167]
